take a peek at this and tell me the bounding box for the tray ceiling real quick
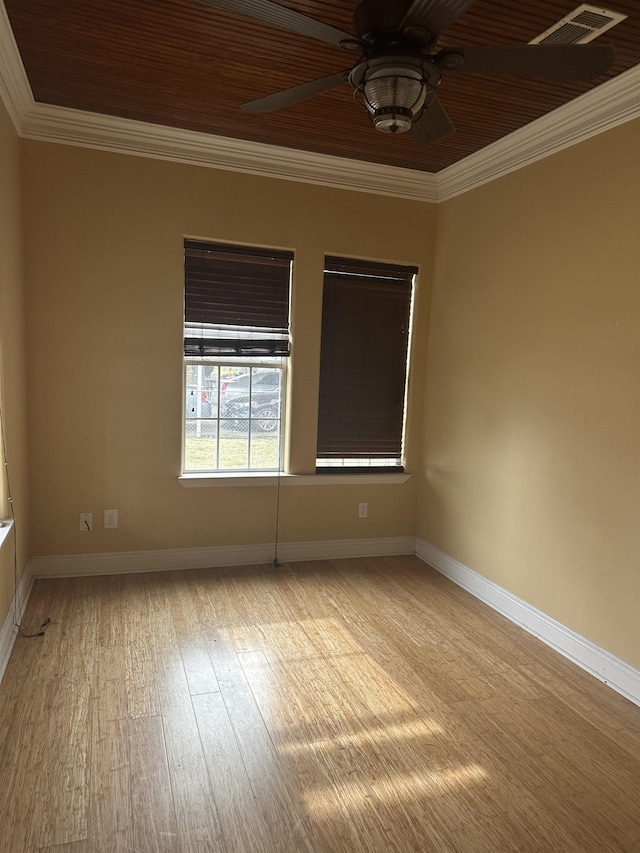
[4,0,640,175]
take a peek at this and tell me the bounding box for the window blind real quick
[184,239,293,357]
[316,256,416,469]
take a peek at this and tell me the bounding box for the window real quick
[316,256,416,472]
[0,413,7,519]
[183,240,292,473]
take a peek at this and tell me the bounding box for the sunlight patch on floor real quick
[279,715,445,754]
[303,764,489,814]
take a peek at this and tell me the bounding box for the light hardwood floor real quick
[0,555,639,852]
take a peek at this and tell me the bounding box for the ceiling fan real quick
[200,0,616,143]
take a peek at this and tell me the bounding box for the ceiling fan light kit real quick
[362,69,426,135]
[351,57,440,135]
[202,0,616,144]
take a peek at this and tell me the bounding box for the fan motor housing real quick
[354,0,415,40]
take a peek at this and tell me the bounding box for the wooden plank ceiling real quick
[5,0,640,173]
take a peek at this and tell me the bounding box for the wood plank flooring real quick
[0,555,639,852]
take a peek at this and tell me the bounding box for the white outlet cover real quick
[104,509,118,529]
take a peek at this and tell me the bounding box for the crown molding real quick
[437,63,640,200]
[19,101,440,202]
[0,0,638,202]
[0,0,33,131]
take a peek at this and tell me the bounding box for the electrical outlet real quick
[359,502,368,519]
[80,512,92,531]
[104,509,118,529]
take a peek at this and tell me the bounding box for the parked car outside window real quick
[220,369,280,404]
[220,368,281,433]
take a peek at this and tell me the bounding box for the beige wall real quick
[5,97,639,674]
[420,120,640,668]
[22,142,437,557]
[0,99,29,618]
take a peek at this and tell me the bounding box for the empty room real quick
[0,1,639,851]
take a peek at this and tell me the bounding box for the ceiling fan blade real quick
[242,71,350,113]
[411,97,455,143]
[437,44,615,80]
[199,0,354,47]
[401,0,477,37]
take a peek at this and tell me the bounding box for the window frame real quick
[182,238,293,476]
[183,358,287,475]
[315,255,417,473]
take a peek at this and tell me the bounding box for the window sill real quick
[179,472,411,488]
[0,520,14,552]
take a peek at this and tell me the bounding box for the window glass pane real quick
[252,401,280,432]
[184,422,219,471]
[250,424,280,469]
[316,456,402,468]
[184,360,283,473]
[219,430,249,469]
[186,363,218,419]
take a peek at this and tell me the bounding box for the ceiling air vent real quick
[530,4,627,45]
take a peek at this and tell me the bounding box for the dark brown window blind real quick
[316,256,416,470]
[184,239,293,357]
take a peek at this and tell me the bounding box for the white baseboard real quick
[0,561,34,682]
[28,536,416,579]
[416,538,640,708]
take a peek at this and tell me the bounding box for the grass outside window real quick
[185,434,279,471]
